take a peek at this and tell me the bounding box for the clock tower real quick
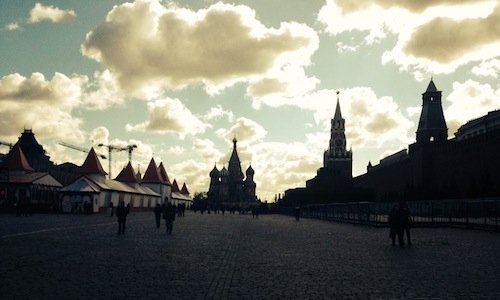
[323,91,352,178]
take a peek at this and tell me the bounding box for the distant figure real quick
[116,200,128,235]
[295,206,300,221]
[388,205,400,246]
[126,203,131,214]
[109,201,114,217]
[399,202,412,245]
[163,202,176,235]
[154,203,162,229]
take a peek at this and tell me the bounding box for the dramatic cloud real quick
[29,3,76,23]
[215,117,267,145]
[82,0,318,95]
[319,0,499,76]
[445,80,500,136]
[258,87,414,149]
[82,70,124,110]
[126,98,210,138]
[0,72,86,141]
[403,5,500,64]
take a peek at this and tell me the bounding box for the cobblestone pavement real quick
[1,212,499,299]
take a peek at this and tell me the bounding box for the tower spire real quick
[334,91,342,120]
[417,78,447,143]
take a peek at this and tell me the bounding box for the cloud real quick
[4,22,21,31]
[29,3,76,23]
[126,97,210,138]
[192,138,223,162]
[258,87,414,149]
[333,0,483,14]
[81,0,318,96]
[215,117,267,145]
[403,5,500,64]
[82,70,124,110]
[247,65,319,108]
[203,104,234,122]
[0,72,86,142]
[445,80,500,136]
[471,59,500,78]
[319,0,499,77]
[170,159,212,196]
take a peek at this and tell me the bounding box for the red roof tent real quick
[180,182,189,195]
[171,179,180,193]
[142,158,165,184]
[115,162,138,183]
[158,162,171,185]
[81,148,107,175]
[2,144,34,172]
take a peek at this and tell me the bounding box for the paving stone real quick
[0,212,499,299]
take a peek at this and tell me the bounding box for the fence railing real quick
[280,199,500,231]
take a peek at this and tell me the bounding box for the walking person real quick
[399,202,412,245]
[154,203,162,229]
[295,206,300,221]
[163,202,176,235]
[116,200,128,235]
[388,204,400,246]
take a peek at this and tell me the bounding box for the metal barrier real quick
[281,199,500,231]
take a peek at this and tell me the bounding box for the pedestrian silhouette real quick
[295,206,300,221]
[154,203,162,229]
[163,202,176,235]
[116,200,128,235]
[109,201,114,217]
[388,204,400,246]
[398,202,412,246]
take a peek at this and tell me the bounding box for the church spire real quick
[334,91,342,120]
[228,137,244,181]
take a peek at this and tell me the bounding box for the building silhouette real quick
[207,138,257,208]
[284,79,500,205]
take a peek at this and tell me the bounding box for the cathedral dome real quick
[245,165,254,176]
[219,166,229,177]
[209,164,219,178]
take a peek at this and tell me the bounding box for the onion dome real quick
[245,164,254,176]
[219,166,229,177]
[209,164,219,178]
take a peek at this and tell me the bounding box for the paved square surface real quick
[1,212,499,299]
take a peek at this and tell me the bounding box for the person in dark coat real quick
[109,201,114,217]
[388,205,400,246]
[399,202,412,245]
[163,202,176,234]
[154,203,162,229]
[116,200,128,235]
[295,206,301,221]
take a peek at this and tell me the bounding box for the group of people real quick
[111,201,181,235]
[388,202,412,246]
[154,202,177,234]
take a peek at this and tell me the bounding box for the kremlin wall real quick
[283,80,500,205]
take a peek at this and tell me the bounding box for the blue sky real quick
[1,0,500,201]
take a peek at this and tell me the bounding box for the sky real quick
[1,0,500,201]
